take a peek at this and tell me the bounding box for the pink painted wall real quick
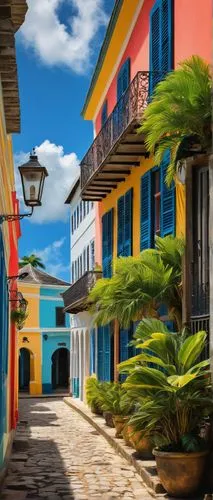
[174,0,212,67]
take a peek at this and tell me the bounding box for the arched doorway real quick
[19,348,30,392]
[51,348,70,392]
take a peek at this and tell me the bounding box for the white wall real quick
[70,184,96,283]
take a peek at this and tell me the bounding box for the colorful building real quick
[62,177,100,401]
[18,265,71,395]
[0,0,28,477]
[79,0,212,381]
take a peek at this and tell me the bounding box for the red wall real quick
[95,0,211,134]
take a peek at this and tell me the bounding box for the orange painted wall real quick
[174,0,212,67]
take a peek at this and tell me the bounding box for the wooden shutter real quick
[101,101,108,128]
[160,151,175,237]
[90,329,96,375]
[140,171,152,250]
[102,209,114,278]
[97,327,104,380]
[117,58,131,100]
[103,325,111,381]
[117,189,133,257]
[149,0,173,94]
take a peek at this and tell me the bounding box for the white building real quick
[62,177,99,401]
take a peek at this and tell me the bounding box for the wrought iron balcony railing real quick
[80,71,150,200]
[62,270,102,314]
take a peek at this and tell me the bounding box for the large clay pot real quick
[113,415,129,438]
[130,429,153,458]
[122,421,132,447]
[153,448,208,497]
[103,411,114,428]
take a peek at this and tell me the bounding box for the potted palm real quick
[100,383,135,438]
[121,321,213,497]
[85,375,104,415]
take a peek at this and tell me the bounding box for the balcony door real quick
[113,58,130,141]
[191,165,209,353]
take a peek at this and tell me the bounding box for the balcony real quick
[80,71,150,200]
[62,270,102,314]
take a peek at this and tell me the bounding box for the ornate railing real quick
[80,71,150,190]
[63,271,102,313]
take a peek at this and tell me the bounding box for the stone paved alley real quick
[1,398,153,500]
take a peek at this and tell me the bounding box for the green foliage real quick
[19,254,45,270]
[11,308,28,331]
[139,56,212,185]
[100,383,135,416]
[118,321,213,452]
[85,375,111,413]
[89,236,184,330]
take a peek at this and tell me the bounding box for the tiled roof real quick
[19,264,70,287]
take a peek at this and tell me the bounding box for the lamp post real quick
[0,148,48,223]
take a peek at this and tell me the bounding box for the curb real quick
[64,396,164,496]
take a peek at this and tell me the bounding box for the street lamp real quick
[0,148,48,223]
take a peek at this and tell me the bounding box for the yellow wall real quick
[101,156,186,260]
[18,283,42,395]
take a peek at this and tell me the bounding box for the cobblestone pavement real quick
[1,398,154,500]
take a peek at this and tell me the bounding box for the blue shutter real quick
[140,171,152,250]
[97,327,104,380]
[103,325,111,381]
[117,195,125,256]
[120,328,129,363]
[160,151,175,237]
[114,59,131,140]
[90,329,96,375]
[124,189,133,256]
[101,101,108,128]
[102,209,114,278]
[117,58,130,100]
[149,0,173,94]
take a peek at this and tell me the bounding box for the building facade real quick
[79,0,212,381]
[0,0,28,475]
[62,178,100,401]
[18,265,71,395]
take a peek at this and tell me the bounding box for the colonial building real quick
[62,177,100,401]
[18,265,71,395]
[79,0,211,381]
[0,0,28,476]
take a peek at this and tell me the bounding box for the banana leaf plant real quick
[118,319,213,452]
[99,383,135,416]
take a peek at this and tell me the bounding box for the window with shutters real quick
[140,156,175,250]
[102,209,114,278]
[87,245,90,271]
[97,324,111,381]
[101,101,108,128]
[90,239,95,270]
[113,58,131,141]
[117,189,133,257]
[149,0,174,94]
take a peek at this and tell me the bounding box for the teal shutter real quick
[98,325,111,381]
[102,209,113,277]
[90,329,96,375]
[101,101,108,127]
[114,58,131,140]
[117,189,133,257]
[117,58,130,100]
[140,171,152,250]
[160,152,175,237]
[97,327,104,380]
[149,0,174,94]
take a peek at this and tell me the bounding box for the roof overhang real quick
[0,0,28,133]
[82,0,142,120]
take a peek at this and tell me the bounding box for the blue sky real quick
[14,0,114,281]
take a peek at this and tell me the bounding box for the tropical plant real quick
[139,55,212,186]
[89,236,184,330]
[100,383,135,416]
[11,308,28,331]
[118,322,213,452]
[85,375,111,414]
[19,254,45,270]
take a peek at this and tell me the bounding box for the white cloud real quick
[19,0,108,73]
[15,140,80,224]
[31,237,70,279]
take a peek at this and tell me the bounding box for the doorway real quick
[51,348,69,391]
[19,348,31,392]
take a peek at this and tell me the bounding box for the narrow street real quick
[1,398,153,500]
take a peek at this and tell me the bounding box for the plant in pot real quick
[122,323,213,497]
[100,383,135,438]
[85,375,104,415]
[11,308,28,331]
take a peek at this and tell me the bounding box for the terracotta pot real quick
[113,415,129,438]
[103,411,114,428]
[153,448,208,497]
[122,421,132,447]
[130,429,153,458]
